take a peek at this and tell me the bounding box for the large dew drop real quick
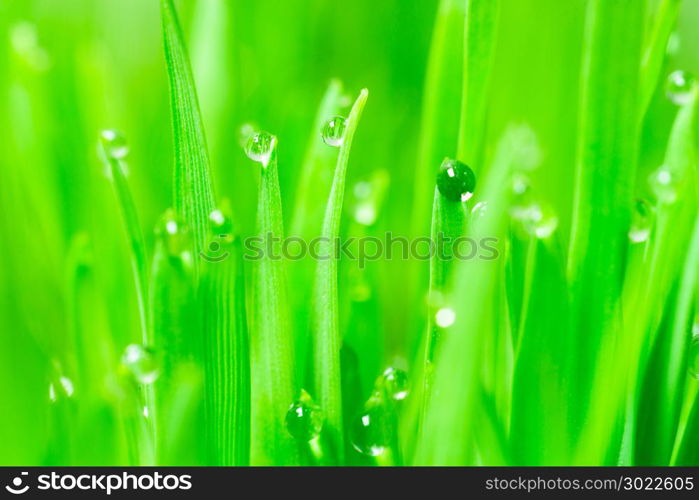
[321,116,347,147]
[245,131,275,166]
[350,393,390,457]
[437,158,476,202]
[666,70,696,106]
[285,389,324,441]
[121,344,161,385]
[648,165,677,204]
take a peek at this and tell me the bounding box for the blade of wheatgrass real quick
[566,0,644,450]
[199,203,250,466]
[289,79,346,385]
[639,0,681,114]
[411,0,466,239]
[161,0,216,255]
[415,126,518,465]
[456,0,500,165]
[577,87,697,465]
[312,89,368,463]
[626,90,698,464]
[670,216,699,465]
[249,138,298,465]
[149,210,206,465]
[417,184,466,429]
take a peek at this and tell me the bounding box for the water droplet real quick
[245,131,275,166]
[321,116,347,147]
[155,210,193,262]
[689,335,699,380]
[437,158,476,202]
[351,170,389,226]
[511,202,558,239]
[629,199,653,243]
[350,393,390,457]
[471,201,489,218]
[666,70,696,105]
[99,129,129,160]
[238,122,258,148]
[435,307,456,328]
[649,165,677,204]
[692,323,699,337]
[380,367,409,401]
[49,375,74,403]
[285,389,324,441]
[121,344,160,385]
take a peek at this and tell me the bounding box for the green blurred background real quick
[0,0,698,464]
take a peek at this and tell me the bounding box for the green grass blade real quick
[200,203,250,466]
[640,0,681,113]
[456,0,500,164]
[566,0,645,450]
[312,89,368,463]
[249,139,298,465]
[161,0,216,254]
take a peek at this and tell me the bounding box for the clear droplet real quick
[121,344,160,385]
[511,202,558,239]
[471,201,489,219]
[689,335,699,380]
[245,131,275,166]
[350,393,390,457]
[435,307,456,328]
[99,129,129,160]
[437,158,476,202]
[49,375,74,403]
[351,170,389,226]
[380,367,409,401]
[649,165,677,204]
[666,70,696,105]
[155,209,193,263]
[238,122,258,148]
[285,389,324,441]
[321,116,347,147]
[629,199,653,243]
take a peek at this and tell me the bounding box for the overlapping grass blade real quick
[312,89,368,463]
[249,140,298,465]
[161,0,216,255]
[200,203,250,466]
[566,1,645,458]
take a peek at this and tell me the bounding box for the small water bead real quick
[437,158,476,203]
[121,344,160,385]
[351,170,389,226]
[99,129,129,160]
[238,122,257,148]
[511,202,558,239]
[666,70,697,106]
[471,201,489,219]
[156,210,193,261]
[49,376,74,403]
[350,394,390,457]
[628,199,653,243]
[648,165,677,204]
[321,116,347,147]
[245,131,275,166]
[435,307,456,328]
[380,368,409,401]
[285,389,324,441]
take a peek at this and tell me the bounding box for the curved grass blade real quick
[312,89,368,463]
[200,203,250,466]
[249,138,298,465]
[161,0,216,255]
